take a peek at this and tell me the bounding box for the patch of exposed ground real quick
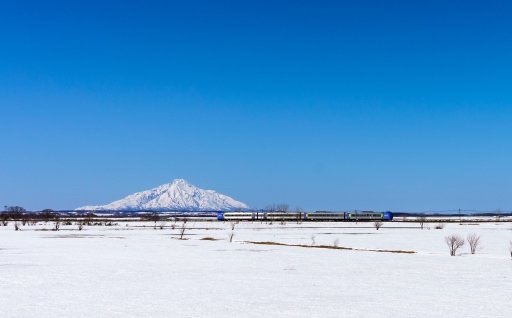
[245,241,416,254]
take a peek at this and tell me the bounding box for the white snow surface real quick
[76,179,248,211]
[1,220,512,317]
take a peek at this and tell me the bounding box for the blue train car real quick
[382,211,393,221]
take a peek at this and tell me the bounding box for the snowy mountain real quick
[76,179,249,211]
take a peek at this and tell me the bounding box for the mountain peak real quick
[171,178,188,185]
[76,179,248,211]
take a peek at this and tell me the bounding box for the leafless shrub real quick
[14,222,20,231]
[2,220,8,226]
[445,234,464,256]
[179,220,187,240]
[53,221,60,231]
[496,209,501,222]
[374,221,383,230]
[159,222,166,230]
[77,222,84,231]
[434,223,445,230]
[170,224,176,230]
[295,207,303,224]
[467,233,481,254]
[311,235,316,246]
[280,219,286,225]
[276,203,289,212]
[417,216,427,229]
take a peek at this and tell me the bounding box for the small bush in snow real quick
[445,234,464,256]
[416,216,427,229]
[178,220,187,239]
[434,223,445,230]
[374,221,383,230]
[467,233,481,254]
[14,222,20,231]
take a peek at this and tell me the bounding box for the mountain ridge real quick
[76,179,248,211]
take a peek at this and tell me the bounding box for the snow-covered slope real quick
[76,179,248,211]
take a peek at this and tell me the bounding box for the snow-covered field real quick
[1,220,511,317]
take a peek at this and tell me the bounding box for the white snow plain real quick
[1,220,512,317]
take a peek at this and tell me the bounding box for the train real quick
[216,211,393,222]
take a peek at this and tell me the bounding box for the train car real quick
[217,212,254,221]
[264,212,304,221]
[216,210,393,222]
[346,211,384,221]
[305,212,346,221]
[382,211,393,221]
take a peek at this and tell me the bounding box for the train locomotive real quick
[216,211,393,222]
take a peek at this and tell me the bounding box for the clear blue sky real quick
[1,0,511,212]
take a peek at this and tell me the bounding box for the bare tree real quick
[295,207,304,224]
[445,234,465,256]
[276,204,289,212]
[374,221,383,230]
[6,206,26,220]
[40,209,55,223]
[417,215,427,229]
[179,219,188,239]
[265,204,276,212]
[467,233,481,254]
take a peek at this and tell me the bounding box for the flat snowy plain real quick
[1,218,511,317]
